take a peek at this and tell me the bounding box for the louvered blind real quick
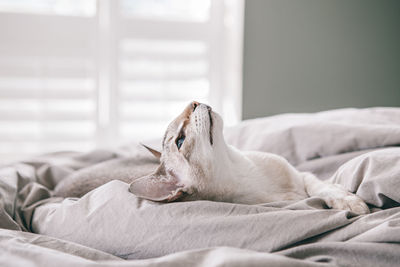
[0,0,243,162]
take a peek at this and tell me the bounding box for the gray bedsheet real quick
[1,107,400,266]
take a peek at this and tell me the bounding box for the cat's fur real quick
[129,101,369,214]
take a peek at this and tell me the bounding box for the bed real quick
[1,107,400,266]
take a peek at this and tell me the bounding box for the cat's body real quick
[56,101,369,214]
[179,147,309,204]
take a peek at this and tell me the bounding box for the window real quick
[0,0,244,162]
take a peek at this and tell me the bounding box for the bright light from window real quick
[0,0,244,162]
[121,0,211,22]
[0,0,96,16]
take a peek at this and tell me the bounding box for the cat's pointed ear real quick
[129,169,185,202]
[140,143,161,159]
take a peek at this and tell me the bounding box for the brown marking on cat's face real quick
[129,101,225,201]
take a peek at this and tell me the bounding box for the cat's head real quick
[129,101,226,202]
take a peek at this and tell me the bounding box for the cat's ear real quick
[140,143,161,159]
[129,169,185,202]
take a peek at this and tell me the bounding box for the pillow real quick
[224,108,400,165]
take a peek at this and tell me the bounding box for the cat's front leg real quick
[303,173,369,215]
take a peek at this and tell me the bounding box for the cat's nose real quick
[191,101,200,111]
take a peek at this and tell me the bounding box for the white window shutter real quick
[0,0,243,162]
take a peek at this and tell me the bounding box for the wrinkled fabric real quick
[225,107,400,165]
[1,107,400,266]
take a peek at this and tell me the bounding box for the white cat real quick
[130,101,369,214]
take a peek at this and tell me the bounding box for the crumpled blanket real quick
[1,107,400,267]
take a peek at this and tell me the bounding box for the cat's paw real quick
[325,194,370,215]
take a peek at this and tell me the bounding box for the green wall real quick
[242,0,400,119]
